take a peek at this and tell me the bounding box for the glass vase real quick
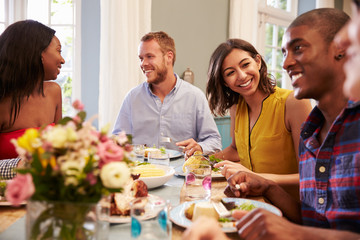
[26,200,109,240]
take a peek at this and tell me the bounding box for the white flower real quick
[114,131,128,145]
[43,126,77,148]
[100,162,130,189]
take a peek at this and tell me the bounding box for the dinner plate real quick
[106,194,159,224]
[170,198,282,233]
[0,200,27,206]
[166,149,183,159]
[137,149,183,160]
[139,165,175,189]
[173,165,224,179]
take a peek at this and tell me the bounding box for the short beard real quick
[151,64,168,85]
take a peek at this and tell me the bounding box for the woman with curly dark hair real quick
[0,20,64,160]
[207,39,312,198]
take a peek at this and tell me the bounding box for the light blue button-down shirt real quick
[112,74,222,154]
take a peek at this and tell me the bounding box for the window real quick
[0,0,7,33]
[0,0,81,116]
[258,0,297,89]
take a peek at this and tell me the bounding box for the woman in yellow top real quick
[207,39,312,198]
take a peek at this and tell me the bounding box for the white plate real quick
[170,198,282,232]
[107,194,159,223]
[166,149,183,159]
[139,165,175,189]
[137,149,183,160]
[174,165,224,179]
[0,200,26,206]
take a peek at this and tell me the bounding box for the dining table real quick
[0,155,264,240]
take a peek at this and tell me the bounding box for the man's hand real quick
[182,217,229,240]
[176,138,202,157]
[233,208,300,240]
[224,171,271,198]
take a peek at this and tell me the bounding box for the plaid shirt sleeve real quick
[0,158,20,180]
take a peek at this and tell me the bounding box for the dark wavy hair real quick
[0,20,55,128]
[206,39,275,116]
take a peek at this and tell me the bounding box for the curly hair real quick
[206,39,275,116]
[141,31,176,66]
[0,20,55,128]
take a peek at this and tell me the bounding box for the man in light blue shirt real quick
[112,31,221,155]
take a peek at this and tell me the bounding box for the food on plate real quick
[182,151,209,172]
[0,181,6,201]
[110,175,148,216]
[144,148,161,158]
[184,199,258,228]
[185,201,219,221]
[184,202,195,220]
[192,201,219,221]
[132,164,166,177]
[235,201,256,211]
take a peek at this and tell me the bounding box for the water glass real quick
[133,144,146,162]
[185,164,212,200]
[148,152,170,166]
[130,196,171,240]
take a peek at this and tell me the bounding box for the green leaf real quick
[77,111,86,122]
[32,153,43,173]
[57,116,73,125]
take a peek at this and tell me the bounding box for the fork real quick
[160,137,185,149]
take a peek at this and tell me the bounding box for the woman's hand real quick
[214,160,252,179]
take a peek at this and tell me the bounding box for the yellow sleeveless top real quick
[234,87,298,174]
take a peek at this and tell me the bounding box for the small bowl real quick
[139,165,175,189]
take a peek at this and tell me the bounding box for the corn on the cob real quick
[133,164,166,177]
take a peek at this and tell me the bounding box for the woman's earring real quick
[335,54,344,60]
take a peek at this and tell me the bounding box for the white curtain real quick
[99,0,151,129]
[229,0,259,46]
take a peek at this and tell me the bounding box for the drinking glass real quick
[130,196,171,240]
[185,164,212,200]
[148,152,170,166]
[133,144,146,162]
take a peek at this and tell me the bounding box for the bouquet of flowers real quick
[5,100,133,239]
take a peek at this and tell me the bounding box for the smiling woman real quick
[206,38,312,201]
[0,20,64,160]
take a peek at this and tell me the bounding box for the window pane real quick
[266,23,273,46]
[51,0,74,24]
[0,0,5,22]
[55,72,75,116]
[53,26,73,70]
[276,49,283,70]
[277,26,285,47]
[264,47,273,66]
[27,0,49,24]
[267,0,289,11]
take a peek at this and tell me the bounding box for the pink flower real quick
[86,173,97,185]
[72,99,84,111]
[98,140,124,168]
[5,173,35,206]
